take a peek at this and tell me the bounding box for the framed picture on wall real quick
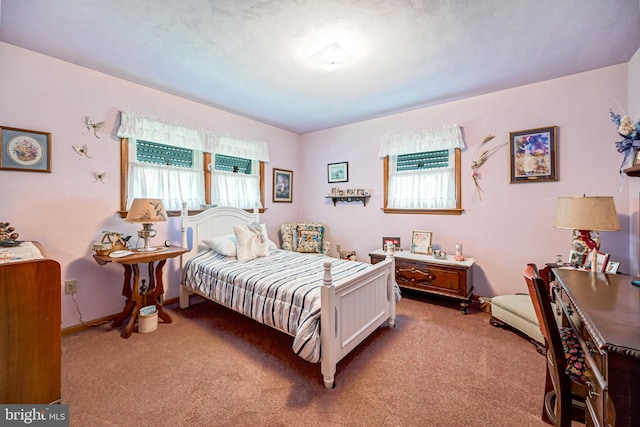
[327,162,348,183]
[0,126,52,173]
[509,126,557,183]
[272,168,293,203]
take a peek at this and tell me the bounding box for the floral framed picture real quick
[0,126,52,173]
[328,161,348,183]
[382,236,401,251]
[411,231,433,254]
[509,126,557,183]
[272,168,293,203]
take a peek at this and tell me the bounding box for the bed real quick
[179,205,398,388]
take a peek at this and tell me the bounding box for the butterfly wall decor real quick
[84,116,105,139]
[72,144,92,158]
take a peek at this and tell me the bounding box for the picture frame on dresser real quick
[411,231,432,254]
[382,236,400,250]
[0,126,52,173]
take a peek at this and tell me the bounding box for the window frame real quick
[382,147,463,215]
[119,138,265,218]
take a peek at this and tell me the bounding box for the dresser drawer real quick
[394,259,467,297]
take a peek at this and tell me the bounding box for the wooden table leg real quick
[122,264,142,338]
[146,259,173,323]
[113,264,135,327]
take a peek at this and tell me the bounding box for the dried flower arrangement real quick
[471,135,507,201]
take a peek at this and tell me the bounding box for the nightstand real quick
[94,246,187,338]
[369,249,475,313]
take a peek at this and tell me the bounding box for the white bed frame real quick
[178,204,396,388]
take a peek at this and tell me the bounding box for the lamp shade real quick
[553,196,620,231]
[125,198,167,223]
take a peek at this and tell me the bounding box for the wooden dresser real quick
[552,268,640,427]
[369,249,475,313]
[0,242,61,404]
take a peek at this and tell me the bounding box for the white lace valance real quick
[205,133,270,162]
[379,124,465,157]
[117,111,270,161]
[117,111,207,151]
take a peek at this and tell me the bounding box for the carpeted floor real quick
[61,295,552,426]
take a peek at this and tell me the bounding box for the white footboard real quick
[320,256,396,389]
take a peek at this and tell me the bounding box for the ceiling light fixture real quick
[311,41,352,72]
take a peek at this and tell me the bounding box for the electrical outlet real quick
[65,279,78,294]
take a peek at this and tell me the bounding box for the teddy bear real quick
[0,222,19,242]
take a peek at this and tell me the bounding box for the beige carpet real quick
[61,295,551,426]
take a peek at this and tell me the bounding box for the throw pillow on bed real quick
[234,224,270,261]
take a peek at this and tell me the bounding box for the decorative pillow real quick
[296,225,325,253]
[234,224,270,261]
[203,234,238,257]
[251,222,278,251]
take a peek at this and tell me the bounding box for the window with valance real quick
[116,111,269,216]
[379,124,465,214]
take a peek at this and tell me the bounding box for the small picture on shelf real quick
[346,188,356,196]
[357,189,365,196]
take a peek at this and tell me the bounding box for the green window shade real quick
[396,150,448,171]
[214,154,252,174]
[136,140,193,168]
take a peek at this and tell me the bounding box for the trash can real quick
[138,305,158,333]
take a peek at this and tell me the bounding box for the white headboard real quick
[180,203,259,261]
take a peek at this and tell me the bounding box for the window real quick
[117,111,268,217]
[380,125,464,215]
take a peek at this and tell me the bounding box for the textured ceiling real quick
[1,0,639,134]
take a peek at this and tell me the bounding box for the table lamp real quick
[553,195,620,255]
[125,198,167,251]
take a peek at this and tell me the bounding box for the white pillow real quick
[254,223,278,251]
[203,234,238,257]
[234,224,270,261]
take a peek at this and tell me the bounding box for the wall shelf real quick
[325,196,369,207]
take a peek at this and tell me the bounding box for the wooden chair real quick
[523,264,587,426]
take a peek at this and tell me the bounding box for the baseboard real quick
[61,297,180,336]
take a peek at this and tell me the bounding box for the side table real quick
[93,246,187,338]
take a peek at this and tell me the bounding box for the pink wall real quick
[300,64,632,297]
[1,41,637,327]
[0,43,301,327]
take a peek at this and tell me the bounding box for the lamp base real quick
[133,224,159,252]
[572,229,601,252]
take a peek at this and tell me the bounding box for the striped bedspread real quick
[182,249,387,363]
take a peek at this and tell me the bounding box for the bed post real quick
[320,260,337,389]
[179,202,191,309]
[386,254,397,328]
[253,202,260,223]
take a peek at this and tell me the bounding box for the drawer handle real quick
[586,380,600,399]
[585,340,597,356]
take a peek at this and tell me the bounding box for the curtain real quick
[211,171,263,209]
[117,111,206,151]
[387,152,456,209]
[128,162,205,211]
[379,124,465,157]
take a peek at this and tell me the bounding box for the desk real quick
[552,268,640,427]
[94,246,187,338]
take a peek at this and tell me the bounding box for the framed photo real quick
[633,150,640,166]
[346,188,357,196]
[582,251,609,272]
[272,168,293,203]
[509,126,557,183]
[382,236,401,250]
[328,162,348,183]
[411,231,433,254]
[605,261,620,274]
[0,126,52,173]
[568,250,584,268]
